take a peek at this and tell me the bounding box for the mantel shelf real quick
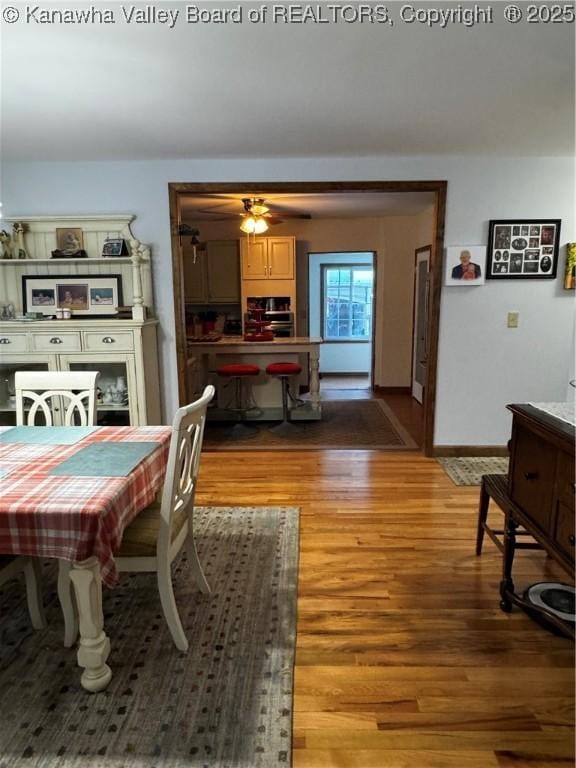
[0,258,133,265]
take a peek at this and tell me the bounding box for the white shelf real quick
[0,258,132,265]
[98,404,129,411]
[0,405,129,412]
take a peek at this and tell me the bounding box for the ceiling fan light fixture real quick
[240,215,269,235]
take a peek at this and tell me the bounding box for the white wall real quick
[2,155,574,445]
[308,252,373,374]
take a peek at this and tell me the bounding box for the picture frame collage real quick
[486,219,561,279]
[22,274,123,317]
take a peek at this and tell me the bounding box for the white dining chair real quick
[62,385,215,652]
[16,369,100,646]
[0,556,46,630]
[15,370,99,427]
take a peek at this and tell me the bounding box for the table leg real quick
[69,557,112,692]
[309,349,321,412]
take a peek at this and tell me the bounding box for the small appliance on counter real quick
[223,315,242,336]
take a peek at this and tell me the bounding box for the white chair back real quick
[159,386,214,535]
[15,370,99,426]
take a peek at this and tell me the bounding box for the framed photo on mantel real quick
[486,219,561,279]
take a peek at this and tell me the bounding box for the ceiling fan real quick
[193,196,312,229]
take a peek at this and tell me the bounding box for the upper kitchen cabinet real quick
[240,236,295,280]
[183,240,240,304]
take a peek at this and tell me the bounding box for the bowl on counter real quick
[243,332,274,342]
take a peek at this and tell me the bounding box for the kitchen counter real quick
[187,335,322,347]
[187,336,322,418]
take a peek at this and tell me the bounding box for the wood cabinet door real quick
[268,237,294,279]
[241,238,267,279]
[206,241,240,302]
[182,243,207,301]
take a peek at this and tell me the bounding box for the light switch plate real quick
[507,311,519,328]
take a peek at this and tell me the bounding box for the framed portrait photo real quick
[22,274,123,317]
[487,219,561,279]
[444,246,486,286]
[101,238,128,257]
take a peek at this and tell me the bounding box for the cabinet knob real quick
[568,535,575,546]
[0,338,11,344]
[49,337,63,345]
[102,336,115,344]
[523,471,538,481]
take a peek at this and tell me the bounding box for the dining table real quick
[0,423,172,692]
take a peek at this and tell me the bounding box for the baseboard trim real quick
[374,386,412,395]
[321,372,371,378]
[433,445,509,457]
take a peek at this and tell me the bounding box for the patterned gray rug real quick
[438,456,509,486]
[0,506,299,768]
[204,399,417,450]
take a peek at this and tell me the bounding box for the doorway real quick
[168,181,447,456]
[309,252,375,398]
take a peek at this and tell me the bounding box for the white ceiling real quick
[1,4,574,161]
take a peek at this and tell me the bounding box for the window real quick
[323,266,373,341]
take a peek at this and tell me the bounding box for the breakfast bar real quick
[187,336,322,420]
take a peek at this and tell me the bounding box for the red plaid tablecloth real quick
[0,426,172,586]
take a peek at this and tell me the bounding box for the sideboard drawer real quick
[510,424,557,534]
[0,333,28,352]
[555,501,576,562]
[32,332,81,352]
[83,332,134,352]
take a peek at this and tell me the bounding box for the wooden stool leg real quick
[476,480,490,555]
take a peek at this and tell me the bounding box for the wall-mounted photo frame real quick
[101,238,129,257]
[487,219,561,279]
[444,246,486,286]
[22,274,123,317]
[564,243,576,290]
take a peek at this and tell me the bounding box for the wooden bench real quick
[476,474,540,555]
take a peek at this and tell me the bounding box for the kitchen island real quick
[187,336,322,420]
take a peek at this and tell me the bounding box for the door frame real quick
[168,180,447,456]
[310,252,376,383]
[411,245,432,404]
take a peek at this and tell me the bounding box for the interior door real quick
[412,246,431,404]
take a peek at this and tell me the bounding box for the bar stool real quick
[217,363,260,439]
[266,362,303,435]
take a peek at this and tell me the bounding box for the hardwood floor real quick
[380,393,424,446]
[196,450,574,768]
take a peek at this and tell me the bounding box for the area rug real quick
[0,506,299,768]
[438,456,509,485]
[204,399,417,450]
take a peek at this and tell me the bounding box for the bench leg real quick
[499,511,517,613]
[476,481,490,556]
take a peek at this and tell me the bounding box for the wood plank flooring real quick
[196,450,574,768]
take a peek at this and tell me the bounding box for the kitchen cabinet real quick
[184,240,240,304]
[0,320,161,427]
[240,236,295,280]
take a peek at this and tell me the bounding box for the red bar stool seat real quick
[265,362,303,435]
[217,363,260,439]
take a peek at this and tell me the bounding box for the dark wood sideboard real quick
[500,404,575,636]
